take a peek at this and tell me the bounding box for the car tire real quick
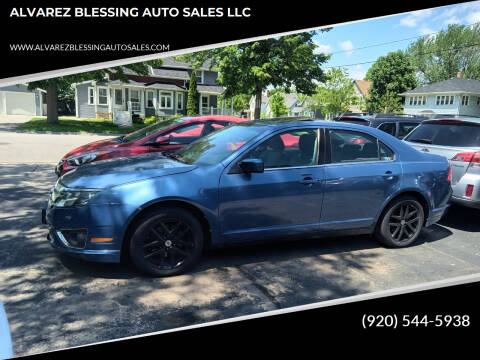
[375,196,425,248]
[129,207,204,276]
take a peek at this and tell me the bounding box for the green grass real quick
[19,117,151,134]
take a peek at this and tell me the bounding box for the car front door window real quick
[245,128,319,169]
[166,123,205,144]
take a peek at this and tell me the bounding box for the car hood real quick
[60,153,196,189]
[62,137,121,159]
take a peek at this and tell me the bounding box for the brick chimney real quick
[457,71,463,78]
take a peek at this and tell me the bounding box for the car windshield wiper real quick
[409,138,433,144]
[163,151,185,163]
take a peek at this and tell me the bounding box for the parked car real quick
[42,119,451,276]
[334,114,426,139]
[404,117,480,209]
[0,301,13,360]
[55,115,247,176]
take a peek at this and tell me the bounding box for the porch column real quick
[93,82,98,117]
[108,87,112,118]
[140,89,145,115]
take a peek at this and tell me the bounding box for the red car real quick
[55,115,247,176]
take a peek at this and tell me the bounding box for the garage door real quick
[3,91,36,115]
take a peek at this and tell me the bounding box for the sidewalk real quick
[0,115,32,132]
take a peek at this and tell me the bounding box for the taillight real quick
[447,165,452,182]
[451,151,480,166]
[466,184,474,197]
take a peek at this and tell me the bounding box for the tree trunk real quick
[46,82,58,124]
[254,85,262,119]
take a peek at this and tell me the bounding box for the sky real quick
[313,1,480,80]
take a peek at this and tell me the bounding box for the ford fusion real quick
[42,120,452,276]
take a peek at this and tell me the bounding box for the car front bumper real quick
[42,203,133,263]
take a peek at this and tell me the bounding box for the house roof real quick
[107,79,186,91]
[400,77,480,95]
[284,93,299,108]
[197,85,224,94]
[151,68,190,80]
[162,57,213,71]
[354,80,371,97]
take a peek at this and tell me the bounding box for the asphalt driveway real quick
[1,130,480,356]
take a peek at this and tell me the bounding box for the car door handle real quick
[383,171,395,181]
[299,177,321,185]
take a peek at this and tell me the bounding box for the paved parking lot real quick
[1,128,480,356]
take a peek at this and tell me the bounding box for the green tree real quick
[307,68,357,116]
[407,24,480,83]
[219,93,250,114]
[187,71,199,115]
[365,50,417,113]
[269,91,289,117]
[28,60,163,124]
[177,31,329,119]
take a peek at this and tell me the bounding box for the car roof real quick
[421,116,480,125]
[183,115,248,123]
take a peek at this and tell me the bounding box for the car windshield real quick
[404,122,480,147]
[174,124,265,165]
[121,117,186,143]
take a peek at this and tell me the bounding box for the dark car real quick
[334,114,426,139]
[55,115,247,176]
[43,119,451,276]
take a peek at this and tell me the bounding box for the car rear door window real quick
[397,122,419,138]
[329,129,389,163]
[245,128,319,169]
[377,122,396,136]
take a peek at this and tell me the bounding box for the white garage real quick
[0,84,43,116]
[1,91,36,115]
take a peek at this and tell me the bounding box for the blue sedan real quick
[43,120,452,276]
[0,301,13,359]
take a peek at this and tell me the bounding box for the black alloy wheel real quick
[129,207,204,276]
[376,196,425,247]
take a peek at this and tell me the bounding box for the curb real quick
[1,129,123,136]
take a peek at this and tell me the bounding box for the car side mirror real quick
[239,158,264,173]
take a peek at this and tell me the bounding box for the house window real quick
[88,87,95,105]
[450,96,454,105]
[201,95,209,109]
[97,87,108,106]
[146,91,154,108]
[462,95,469,106]
[436,96,440,105]
[176,92,184,110]
[477,97,480,106]
[409,97,413,105]
[423,96,426,105]
[159,91,173,109]
[195,70,204,84]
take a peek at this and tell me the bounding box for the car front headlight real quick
[50,181,100,207]
[66,151,108,166]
